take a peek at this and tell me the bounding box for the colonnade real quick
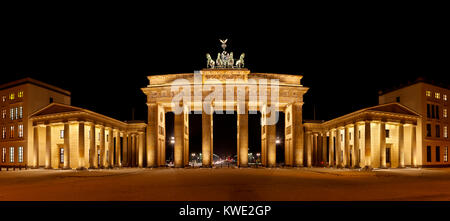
[146,102,304,168]
[305,121,418,168]
[32,120,145,169]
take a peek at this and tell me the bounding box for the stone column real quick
[138,132,144,168]
[380,122,386,168]
[354,123,360,168]
[45,124,52,169]
[183,106,190,167]
[237,103,248,167]
[322,132,327,166]
[364,121,371,168]
[266,122,276,167]
[115,130,121,167]
[344,126,350,167]
[123,132,128,167]
[108,128,113,168]
[63,122,70,169]
[336,127,342,167]
[174,112,185,168]
[147,103,157,167]
[202,111,213,167]
[89,124,96,169]
[130,134,135,167]
[329,130,335,166]
[306,132,312,167]
[398,123,404,168]
[33,125,39,168]
[411,125,417,167]
[99,125,105,168]
[78,122,85,169]
[292,103,304,167]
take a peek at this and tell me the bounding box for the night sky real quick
[2,4,448,158]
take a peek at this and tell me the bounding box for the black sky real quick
[1,3,448,157]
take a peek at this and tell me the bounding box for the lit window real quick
[2,148,5,163]
[60,148,64,163]
[18,147,23,163]
[426,91,431,97]
[60,130,64,139]
[18,125,23,138]
[445,126,448,138]
[435,92,441,99]
[9,147,14,163]
[19,106,23,119]
[2,127,5,139]
[15,107,18,120]
[1,96,6,102]
[444,94,448,101]
[10,126,14,138]
[18,91,23,98]
[445,147,449,162]
[9,93,14,100]
[10,108,14,120]
[444,109,448,118]
[1,109,5,119]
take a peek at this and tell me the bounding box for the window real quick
[435,92,441,99]
[436,146,441,162]
[1,109,5,119]
[436,106,440,120]
[2,96,6,102]
[426,90,431,97]
[2,127,5,139]
[396,97,400,102]
[427,124,432,137]
[436,125,441,138]
[445,126,448,138]
[2,148,5,163]
[14,107,18,120]
[9,93,14,100]
[60,148,64,163]
[10,108,14,120]
[445,147,449,162]
[444,109,448,118]
[427,146,432,162]
[18,125,23,138]
[60,130,64,139]
[427,104,431,118]
[19,106,23,119]
[10,126,14,138]
[9,147,14,163]
[18,147,23,163]
[18,91,23,98]
[386,129,390,138]
[49,97,53,103]
[432,105,435,118]
[444,94,448,101]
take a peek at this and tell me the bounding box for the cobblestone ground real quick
[1,167,450,201]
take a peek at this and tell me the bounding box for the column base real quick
[77,167,88,170]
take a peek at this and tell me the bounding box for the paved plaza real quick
[1,167,450,201]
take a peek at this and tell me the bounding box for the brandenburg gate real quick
[141,68,309,168]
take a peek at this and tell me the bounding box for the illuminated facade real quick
[379,81,450,167]
[141,69,309,168]
[0,78,71,167]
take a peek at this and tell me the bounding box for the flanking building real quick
[378,80,449,167]
[0,78,146,169]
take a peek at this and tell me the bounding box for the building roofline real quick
[0,77,71,96]
[379,77,450,96]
